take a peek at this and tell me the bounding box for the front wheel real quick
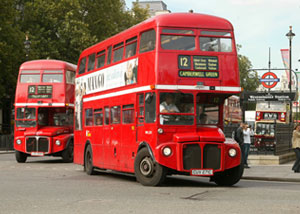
[15,151,27,163]
[84,144,95,175]
[212,163,244,186]
[61,141,74,163]
[134,147,167,186]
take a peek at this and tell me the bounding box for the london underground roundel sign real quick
[260,72,280,89]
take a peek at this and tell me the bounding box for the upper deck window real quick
[96,50,106,68]
[87,53,96,72]
[113,42,124,63]
[107,46,112,65]
[161,35,195,50]
[42,70,63,83]
[201,31,231,37]
[199,31,232,52]
[139,29,156,53]
[20,74,40,83]
[162,29,194,34]
[125,36,137,58]
[21,70,40,74]
[78,57,86,75]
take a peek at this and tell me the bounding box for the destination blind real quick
[178,55,219,78]
[28,85,52,98]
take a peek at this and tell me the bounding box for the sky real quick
[125,0,300,73]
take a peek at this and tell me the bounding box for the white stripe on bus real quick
[82,85,241,103]
[15,103,73,107]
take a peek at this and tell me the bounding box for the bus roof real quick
[154,13,233,29]
[80,12,234,57]
[20,59,77,71]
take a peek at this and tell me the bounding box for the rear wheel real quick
[62,140,74,163]
[84,144,95,175]
[213,163,244,186]
[15,151,27,163]
[134,147,166,186]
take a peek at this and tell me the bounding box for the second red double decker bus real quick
[74,13,243,186]
[14,59,76,163]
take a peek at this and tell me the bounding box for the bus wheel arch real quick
[134,146,167,186]
[137,142,156,163]
[84,141,95,175]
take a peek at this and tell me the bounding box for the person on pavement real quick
[235,122,245,167]
[292,124,300,173]
[243,124,254,168]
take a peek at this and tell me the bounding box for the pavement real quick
[242,161,300,182]
[1,150,299,183]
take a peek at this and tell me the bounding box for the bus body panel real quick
[74,13,243,185]
[14,60,76,159]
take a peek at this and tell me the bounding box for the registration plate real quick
[191,169,213,176]
[31,152,44,156]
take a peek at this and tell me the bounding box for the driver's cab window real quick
[159,92,194,125]
[196,94,220,125]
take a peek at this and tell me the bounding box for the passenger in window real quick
[199,113,208,124]
[160,94,179,113]
[146,40,154,51]
[95,117,102,125]
[112,115,120,124]
[160,94,179,124]
[127,50,133,58]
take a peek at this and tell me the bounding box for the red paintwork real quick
[74,13,241,176]
[14,60,76,156]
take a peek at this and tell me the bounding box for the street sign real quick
[242,92,296,102]
[260,72,280,89]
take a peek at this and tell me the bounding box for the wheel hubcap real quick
[140,157,154,177]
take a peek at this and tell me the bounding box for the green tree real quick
[0,0,24,103]
[20,0,97,64]
[237,45,260,91]
[80,0,149,42]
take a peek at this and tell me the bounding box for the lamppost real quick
[24,34,31,61]
[286,26,295,123]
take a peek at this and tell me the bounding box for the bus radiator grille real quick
[203,144,221,170]
[183,144,202,170]
[26,137,49,153]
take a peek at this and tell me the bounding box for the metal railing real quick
[0,134,14,151]
[224,124,293,155]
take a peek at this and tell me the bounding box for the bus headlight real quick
[163,147,172,157]
[55,140,61,146]
[158,128,164,134]
[16,139,22,145]
[228,148,237,157]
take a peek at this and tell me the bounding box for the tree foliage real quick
[237,45,260,91]
[0,0,149,103]
[0,0,24,104]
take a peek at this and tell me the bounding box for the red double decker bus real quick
[14,59,76,163]
[74,13,243,186]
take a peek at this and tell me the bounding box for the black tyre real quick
[212,163,244,186]
[134,147,167,186]
[15,151,27,163]
[62,140,74,163]
[84,144,95,175]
